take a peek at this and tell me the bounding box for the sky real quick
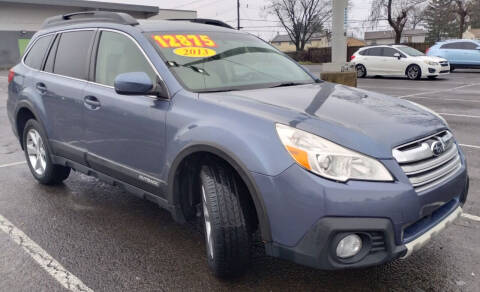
[90,0,391,41]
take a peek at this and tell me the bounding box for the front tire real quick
[23,119,71,185]
[407,65,421,80]
[450,66,455,72]
[199,162,250,278]
[356,64,367,78]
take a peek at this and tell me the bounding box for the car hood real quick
[200,82,447,159]
[410,55,447,62]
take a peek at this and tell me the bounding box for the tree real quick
[370,0,427,44]
[471,0,480,28]
[408,7,426,29]
[269,0,332,52]
[424,0,458,42]
[451,0,475,38]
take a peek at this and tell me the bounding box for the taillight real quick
[350,55,356,61]
[7,68,14,83]
[425,48,430,55]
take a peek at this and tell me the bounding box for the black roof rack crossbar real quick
[41,11,139,29]
[168,18,234,29]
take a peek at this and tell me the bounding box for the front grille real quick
[440,61,449,67]
[392,131,461,193]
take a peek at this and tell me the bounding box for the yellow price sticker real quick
[173,47,217,58]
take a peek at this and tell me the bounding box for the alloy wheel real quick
[408,66,419,79]
[26,128,47,176]
[356,65,365,78]
[202,185,214,259]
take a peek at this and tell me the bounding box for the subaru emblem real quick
[430,139,446,156]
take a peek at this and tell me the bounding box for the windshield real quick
[397,46,425,57]
[147,31,315,92]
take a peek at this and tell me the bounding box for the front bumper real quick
[253,153,468,270]
[425,63,450,76]
[401,206,462,259]
[265,204,464,270]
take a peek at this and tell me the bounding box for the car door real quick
[380,47,406,75]
[31,30,95,163]
[363,47,384,74]
[461,41,480,66]
[440,43,458,64]
[82,29,169,195]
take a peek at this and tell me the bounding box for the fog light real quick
[336,234,362,258]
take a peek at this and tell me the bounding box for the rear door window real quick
[441,42,472,50]
[53,30,95,80]
[368,47,383,56]
[460,42,478,50]
[24,35,53,70]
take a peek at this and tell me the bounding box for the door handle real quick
[36,82,47,94]
[83,95,101,110]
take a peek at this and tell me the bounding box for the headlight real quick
[275,124,393,182]
[424,61,439,66]
[408,101,449,127]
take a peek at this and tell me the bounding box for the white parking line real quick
[439,113,480,119]
[459,144,480,150]
[405,95,480,103]
[397,83,480,99]
[0,214,93,292]
[462,213,480,222]
[0,161,26,168]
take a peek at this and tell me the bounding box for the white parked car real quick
[351,45,450,80]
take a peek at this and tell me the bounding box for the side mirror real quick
[114,72,169,98]
[393,52,401,59]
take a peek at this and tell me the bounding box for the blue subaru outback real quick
[7,11,469,277]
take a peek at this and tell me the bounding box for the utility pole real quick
[237,0,240,30]
[323,0,348,72]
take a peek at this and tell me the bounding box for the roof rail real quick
[41,11,139,29]
[167,18,234,29]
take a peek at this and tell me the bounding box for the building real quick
[0,0,196,68]
[347,37,366,47]
[364,29,427,45]
[463,26,480,40]
[270,33,329,52]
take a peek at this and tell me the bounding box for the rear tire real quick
[407,65,421,80]
[23,119,71,185]
[199,161,250,278]
[356,64,367,78]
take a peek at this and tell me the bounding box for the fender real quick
[167,143,272,242]
[405,63,422,76]
[14,100,49,149]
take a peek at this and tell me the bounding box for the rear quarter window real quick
[359,49,369,56]
[53,30,95,80]
[24,35,53,70]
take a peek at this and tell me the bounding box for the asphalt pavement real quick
[1,69,479,291]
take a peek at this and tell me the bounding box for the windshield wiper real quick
[166,61,209,75]
[269,82,309,88]
[198,88,239,93]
